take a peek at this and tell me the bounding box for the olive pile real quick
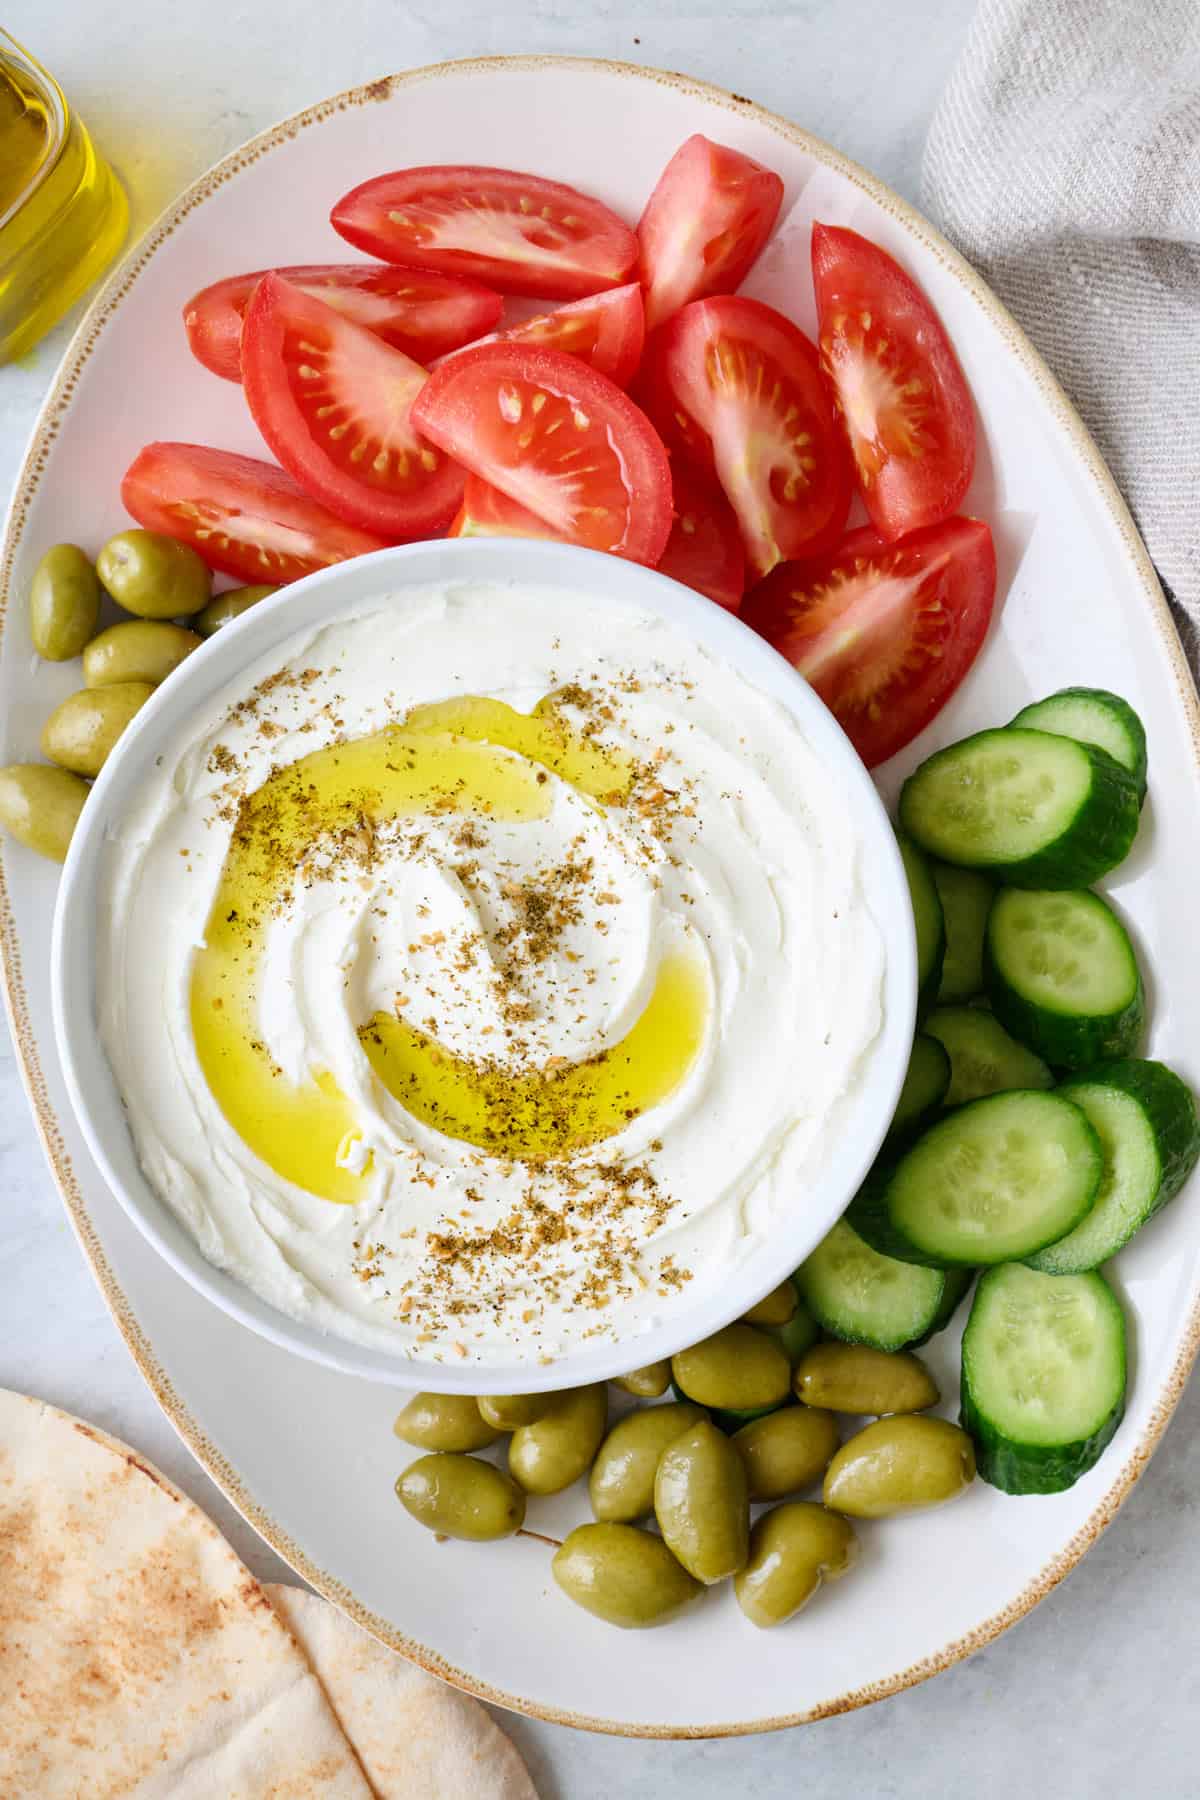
[0,533,276,863]
[393,1290,975,1631]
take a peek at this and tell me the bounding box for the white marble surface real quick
[3,4,1199,1793]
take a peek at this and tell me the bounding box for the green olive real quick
[83,620,203,688]
[396,1453,525,1540]
[823,1415,976,1518]
[741,1281,798,1327]
[654,1418,749,1584]
[612,1361,671,1399]
[0,763,89,862]
[589,1402,707,1522]
[508,1384,607,1495]
[476,1394,549,1431]
[732,1406,840,1501]
[672,1324,791,1414]
[96,529,211,619]
[30,544,101,660]
[794,1342,939,1415]
[40,682,154,777]
[734,1503,859,1628]
[195,583,279,637]
[552,1523,702,1629]
[392,1393,501,1452]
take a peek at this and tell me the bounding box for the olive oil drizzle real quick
[190,693,706,1202]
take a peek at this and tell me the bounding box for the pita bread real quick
[0,1389,535,1799]
[0,1388,373,1797]
[268,1585,538,1800]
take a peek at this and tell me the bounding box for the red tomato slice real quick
[448,474,564,542]
[121,442,389,585]
[656,467,745,611]
[182,264,502,384]
[637,135,784,332]
[811,223,976,540]
[644,296,852,579]
[411,341,672,566]
[241,274,463,539]
[331,166,637,300]
[442,284,646,388]
[742,515,997,767]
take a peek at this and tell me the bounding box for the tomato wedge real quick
[241,274,463,539]
[637,135,784,332]
[121,443,389,585]
[441,284,645,388]
[742,515,997,766]
[331,166,637,300]
[411,342,672,566]
[182,264,502,384]
[812,223,975,540]
[656,467,745,611]
[448,474,563,542]
[644,296,852,578]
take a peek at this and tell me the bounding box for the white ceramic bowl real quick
[51,535,915,1390]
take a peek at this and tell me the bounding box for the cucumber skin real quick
[984,906,1146,1071]
[932,862,995,1002]
[1026,1059,1200,1274]
[899,730,1141,889]
[847,1092,1104,1268]
[898,832,945,1022]
[1011,688,1148,803]
[961,1269,1126,1495]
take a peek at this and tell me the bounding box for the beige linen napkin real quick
[922,0,1200,666]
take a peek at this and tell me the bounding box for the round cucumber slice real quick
[1027,1059,1200,1273]
[985,887,1144,1069]
[1011,688,1147,802]
[897,831,944,1022]
[899,727,1140,888]
[849,1089,1103,1266]
[961,1263,1126,1494]
[886,1033,951,1145]
[932,862,995,1001]
[925,1005,1052,1105]
[795,1218,946,1351]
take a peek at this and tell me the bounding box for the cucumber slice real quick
[932,862,995,1001]
[898,831,944,1021]
[899,728,1140,888]
[925,1005,1053,1105]
[848,1089,1103,1267]
[1026,1059,1200,1274]
[961,1263,1126,1493]
[1011,688,1147,803]
[794,1218,948,1351]
[911,1266,974,1347]
[759,1296,820,1366]
[985,887,1144,1069]
[886,1033,951,1145]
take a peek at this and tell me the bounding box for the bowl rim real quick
[50,533,916,1391]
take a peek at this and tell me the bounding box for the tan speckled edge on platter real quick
[2,56,1199,1739]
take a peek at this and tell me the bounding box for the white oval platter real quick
[2,57,1198,1735]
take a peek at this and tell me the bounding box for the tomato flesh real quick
[442,283,645,388]
[448,474,564,542]
[182,264,502,384]
[645,295,852,578]
[656,467,744,611]
[637,135,784,332]
[411,341,672,566]
[812,223,975,540]
[743,516,996,766]
[331,165,637,300]
[120,442,389,585]
[241,275,463,539]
